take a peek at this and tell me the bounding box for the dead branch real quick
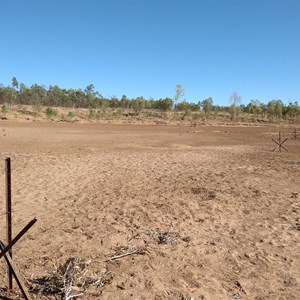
[105,246,146,262]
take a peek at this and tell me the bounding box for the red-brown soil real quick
[0,120,299,299]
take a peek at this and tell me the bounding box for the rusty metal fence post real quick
[5,157,13,289]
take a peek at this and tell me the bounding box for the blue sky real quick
[0,0,299,106]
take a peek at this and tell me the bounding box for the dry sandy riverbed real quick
[0,120,299,300]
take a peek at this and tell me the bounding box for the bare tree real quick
[174,84,185,110]
[230,91,241,106]
[229,91,241,120]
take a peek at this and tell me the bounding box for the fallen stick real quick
[105,249,144,262]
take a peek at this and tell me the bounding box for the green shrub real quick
[192,112,203,120]
[144,111,158,118]
[88,109,96,119]
[46,107,58,118]
[184,109,192,118]
[19,107,31,115]
[67,111,76,119]
[162,112,169,120]
[113,108,122,118]
[95,110,108,119]
[1,103,10,114]
[95,110,102,119]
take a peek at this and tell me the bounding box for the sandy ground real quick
[0,120,299,300]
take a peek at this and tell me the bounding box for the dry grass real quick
[29,257,111,299]
[145,230,191,245]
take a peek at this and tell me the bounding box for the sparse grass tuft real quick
[19,107,31,115]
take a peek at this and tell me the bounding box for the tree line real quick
[0,77,299,121]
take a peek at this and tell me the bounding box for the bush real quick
[184,109,192,118]
[88,109,96,119]
[144,111,158,118]
[112,108,122,118]
[19,107,31,115]
[192,112,203,121]
[67,111,76,119]
[46,107,58,118]
[1,103,10,114]
[162,112,169,120]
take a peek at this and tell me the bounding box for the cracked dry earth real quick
[0,121,299,300]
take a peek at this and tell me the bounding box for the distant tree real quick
[12,77,19,90]
[45,85,67,107]
[67,89,86,108]
[0,86,18,105]
[120,95,130,109]
[229,91,241,120]
[230,91,241,106]
[85,84,94,94]
[190,102,200,111]
[109,95,120,108]
[0,78,299,124]
[201,97,213,116]
[245,99,263,118]
[176,101,200,112]
[132,96,145,114]
[174,84,185,110]
[147,97,159,110]
[18,83,31,105]
[143,98,152,109]
[84,84,101,107]
[158,98,174,111]
[284,101,300,120]
[98,97,109,110]
[176,101,190,112]
[267,100,284,121]
[0,85,4,103]
[30,84,47,106]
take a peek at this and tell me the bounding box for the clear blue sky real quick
[0,0,299,106]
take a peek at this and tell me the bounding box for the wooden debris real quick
[29,257,110,299]
[272,131,288,152]
[106,246,146,262]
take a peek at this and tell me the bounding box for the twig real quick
[68,292,84,299]
[105,249,144,262]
